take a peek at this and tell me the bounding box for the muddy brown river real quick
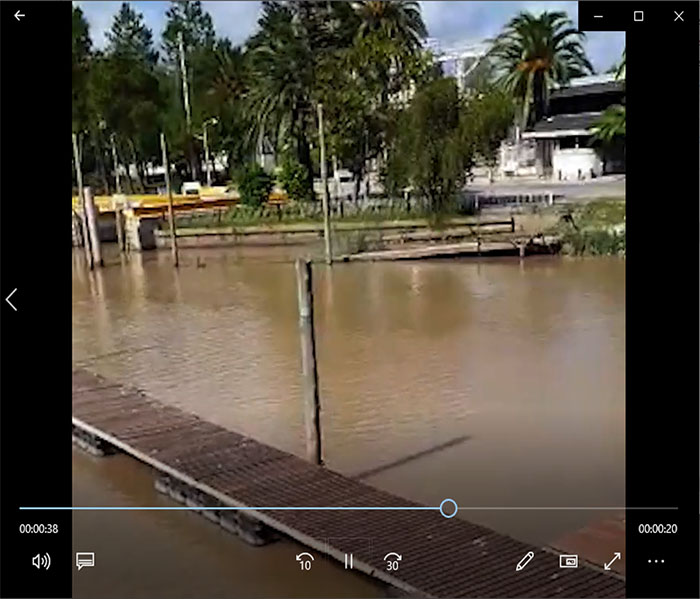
[72,245,625,598]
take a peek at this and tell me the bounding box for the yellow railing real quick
[71,190,288,213]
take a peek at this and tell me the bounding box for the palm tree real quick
[489,11,593,128]
[352,1,427,53]
[246,2,317,181]
[592,48,625,144]
[616,48,626,80]
[592,104,625,143]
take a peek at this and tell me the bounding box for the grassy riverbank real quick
[552,198,626,256]
[174,201,434,230]
[169,197,626,257]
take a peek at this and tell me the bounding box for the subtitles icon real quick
[76,552,95,570]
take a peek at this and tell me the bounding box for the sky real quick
[76,0,625,73]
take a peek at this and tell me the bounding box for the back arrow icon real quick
[5,288,17,311]
[14,10,25,21]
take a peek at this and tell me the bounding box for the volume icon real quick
[32,553,51,570]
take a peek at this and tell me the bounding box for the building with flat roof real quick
[517,73,626,180]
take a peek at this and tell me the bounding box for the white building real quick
[516,73,626,180]
[434,42,491,93]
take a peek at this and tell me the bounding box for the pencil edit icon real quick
[515,551,535,571]
[76,552,95,570]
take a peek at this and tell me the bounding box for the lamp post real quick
[203,117,219,188]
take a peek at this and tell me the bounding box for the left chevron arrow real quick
[5,288,17,311]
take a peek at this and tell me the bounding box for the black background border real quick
[581,2,699,597]
[1,3,72,598]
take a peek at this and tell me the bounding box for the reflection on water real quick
[73,245,624,594]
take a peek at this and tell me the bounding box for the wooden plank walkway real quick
[72,368,624,598]
[341,236,561,262]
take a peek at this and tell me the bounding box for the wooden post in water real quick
[317,104,333,265]
[72,133,93,269]
[160,133,179,268]
[110,134,126,252]
[84,186,103,267]
[295,258,322,466]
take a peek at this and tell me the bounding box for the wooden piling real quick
[84,187,103,267]
[160,133,179,268]
[112,196,126,252]
[72,133,93,269]
[317,104,333,265]
[110,136,126,252]
[295,258,322,466]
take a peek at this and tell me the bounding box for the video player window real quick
[0,1,698,598]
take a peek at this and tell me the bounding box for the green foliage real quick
[354,1,427,52]
[71,0,435,200]
[558,199,626,256]
[235,163,274,206]
[385,78,473,215]
[489,11,592,127]
[593,48,625,145]
[107,3,158,64]
[561,230,625,256]
[592,104,625,144]
[465,85,515,169]
[72,6,92,132]
[161,0,215,64]
[278,157,313,202]
[245,2,318,180]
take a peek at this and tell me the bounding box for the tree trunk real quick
[116,140,135,195]
[187,135,199,182]
[299,135,313,198]
[91,131,110,195]
[353,171,361,204]
[128,138,146,193]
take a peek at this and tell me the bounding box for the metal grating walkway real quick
[72,368,625,598]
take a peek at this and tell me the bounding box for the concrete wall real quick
[552,148,602,181]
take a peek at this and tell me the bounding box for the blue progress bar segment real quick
[20,499,459,519]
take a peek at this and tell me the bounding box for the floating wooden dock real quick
[72,368,623,598]
[341,235,561,262]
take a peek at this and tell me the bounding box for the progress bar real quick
[19,499,678,519]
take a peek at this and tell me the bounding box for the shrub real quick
[235,163,273,207]
[278,157,313,203]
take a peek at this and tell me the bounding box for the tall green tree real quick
[246,1,322,185]
[107,2,158,64]
[201,39,252,177]
[353,0,427,53]
[489,11,592,128]
[385,78,473,215]
[161,0,215,63]
[466,85,515,182]
[72,6,92,132]
[92,2,164,192]
[162,0,217,180]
